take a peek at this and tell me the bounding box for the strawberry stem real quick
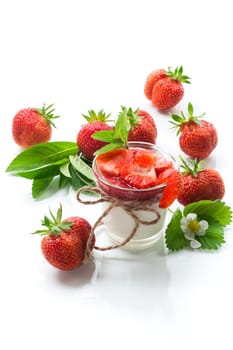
[179,156,205,177]
[170,102,206,135]
[36,103,60,128]
[166,66,191,84]
[31,204,72,236]
[82,109,112,123]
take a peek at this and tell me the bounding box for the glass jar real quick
[92,141,176,251]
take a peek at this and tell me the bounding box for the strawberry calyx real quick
[82,109,112,123]
[179,156,205,177]
[35,103,60,128]
[32,204,72,236]
[170,102,206,135]
[165,65,191,84]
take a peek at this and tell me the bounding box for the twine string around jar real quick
[76,186,161,259]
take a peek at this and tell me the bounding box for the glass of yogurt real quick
[92,141,176,251]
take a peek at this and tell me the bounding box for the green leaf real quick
[115,107,129,145]
[184,200,232,226]
[69,155,95,182]
[188,102,193,115]
[58,174,71,189]
[60,162,71,178]
[32,177,53,198]
[92,130,114,142]
[198,222,225,249]
[6,141,78,179]
[165,208,189,251]
[69,165,87,190]
[94,141,124,155]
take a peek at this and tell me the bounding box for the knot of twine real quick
[77,186,161,259]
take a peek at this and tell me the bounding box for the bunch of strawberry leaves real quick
[165,200,232,251]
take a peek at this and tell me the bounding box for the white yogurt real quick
[102,201,167,250]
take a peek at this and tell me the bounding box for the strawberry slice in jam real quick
[96,149,129,177]
[154,155,173,174]
[121,150,157,189]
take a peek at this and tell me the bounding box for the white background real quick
[1,1,233,349]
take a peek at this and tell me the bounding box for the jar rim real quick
[92,142,176,194]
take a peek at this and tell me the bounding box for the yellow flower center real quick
[187,220,200,234]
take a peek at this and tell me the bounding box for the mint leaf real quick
[59,173,71,189]
[165,208,189,251]
[6,141,78,179]
[69,154,95,182]
[198,221,225,249]
[115,106,129,145]
[184,200,232,226]
[32,177,53,198]
[94,141,124,155]
[92,130,114,142]
[93,106,138,155]
[60,162,71,178]
[69,165,87,190]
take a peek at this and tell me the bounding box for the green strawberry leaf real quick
[6,141,78,179]
[165,208,189,251]
[198,223,225,250]
[184,200,232,226]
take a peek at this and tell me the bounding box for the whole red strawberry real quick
[76,109,113,160]
[144,66,191,110]
[12,103,59,148]
[127,109,157,144]
[170,102,218,159]
[177,157,225,206]
[33,205,94,270]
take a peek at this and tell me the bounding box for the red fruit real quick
[95,149,129,177]
[33,205,94,271]
[170,103,218,159]
[154,155,173,174]
[155,168,176,185]
[144,69,166,100]
[159,169,182,208]
[63,217,95,254]
[77,110,113,160]
[177,158,225,206]
[12,104,59,148]
[144,66,191,110]
[121,150,157,189]
[127,109,157,144]
[41,234,84,271]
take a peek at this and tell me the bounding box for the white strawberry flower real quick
[180,213,209,249]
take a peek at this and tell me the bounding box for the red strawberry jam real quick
[93,142,175,202]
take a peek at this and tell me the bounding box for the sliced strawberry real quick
[96,149,128,177]
[121,151,157,189]
[154,155,173,174]
[159,169,182,208]
[155,168,176,186]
